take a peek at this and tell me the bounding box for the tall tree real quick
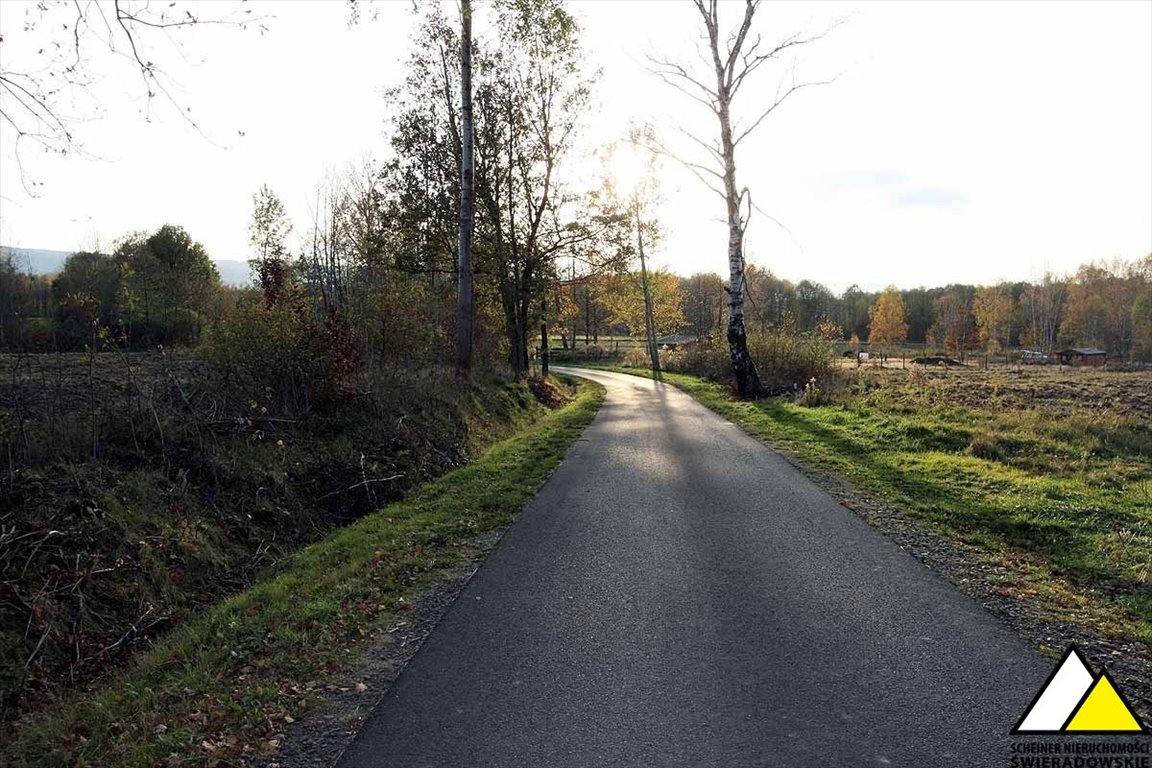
[248,184,293,300]
[744,264,794,333]
[973,284,1014,359]
[389,0,610,376]
[1022,271,1065,355]
[838,284,874,340]
[679,272,726,338]
[607,132,664,372]
[454,0,476,377]
[648,0,832,397]
[793,279,834,332]
[867,287,907,365]
[930,290,976,361]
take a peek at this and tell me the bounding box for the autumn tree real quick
[1058,259,1145,357]
[602,270,683,341]
[972,284,1014,360]
[648,0,833,397]
[930,290,976,361]
[387,0,615,376]
[867,287,908,365]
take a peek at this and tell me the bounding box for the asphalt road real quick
[337,368,1051,767]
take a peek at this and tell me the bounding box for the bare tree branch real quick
[0,0,267,192]
[730,28,834,97]
[732,76,836,147]
[645,55,717,111]
[671,124,724,163]
[640,135,727,201]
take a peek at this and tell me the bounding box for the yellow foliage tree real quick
[602,270,684,338]
[973,285,1014,356]
[868,287,908,365]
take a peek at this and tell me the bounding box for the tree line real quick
[1,0,1149,382]
[3,227,1149,366]
[540,253,1152,362]
[0,226,223,351]
[671,256,1152,362]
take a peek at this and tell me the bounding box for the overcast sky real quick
[1,0,1149,292]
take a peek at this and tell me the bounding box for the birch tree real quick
[648,0,832,397]
[249,185,292,263]
[1023,272,1066,356]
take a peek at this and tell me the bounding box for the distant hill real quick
[0,246,73,276]
[1,246,252,286]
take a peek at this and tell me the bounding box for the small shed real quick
[655,334,699,350]
[1057,347,1107,367]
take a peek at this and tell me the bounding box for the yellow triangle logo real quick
[1065,671,1145,733]
[1013,644,1149,735]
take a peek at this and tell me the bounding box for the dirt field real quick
[0,350,204,422]
[835,361,1152,422]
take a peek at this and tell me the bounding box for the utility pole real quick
[453,0,475,377]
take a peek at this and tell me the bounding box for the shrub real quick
[202,297,313,411]
[660,334,729,380]
[748,328,836,387]
[621,347,653,368]
[660,329,836,391]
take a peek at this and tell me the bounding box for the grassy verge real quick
[584,364,1151,652]
[2,354,570,716]
[3,376,604,767]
